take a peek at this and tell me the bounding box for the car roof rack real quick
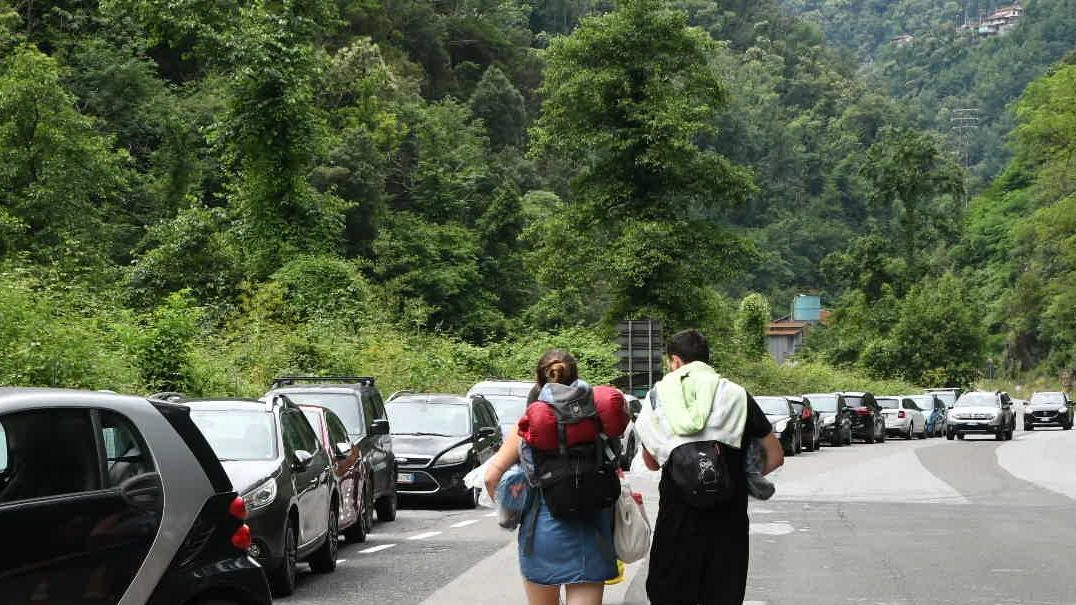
[271,376,376,389]
[387,390,415,401]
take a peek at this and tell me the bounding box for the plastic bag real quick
[463,460,496,509]
[612,476,651,563]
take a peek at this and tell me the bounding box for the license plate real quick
[397,473,414,484]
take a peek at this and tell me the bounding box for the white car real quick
[878,396,927,439]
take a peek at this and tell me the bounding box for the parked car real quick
[466,379,534,439]
[386,393,502,507]
[878,396,927,439]
[788,395,822,451]
[906,393,947,436]
[188,396,339,596]
[841,391,886,443]
[757,396,803,455]
[805,393,853,446]
[1024,391,1075,430]
[300,404,373,543]
[947,391,1015,441]
[0,388,271,605]
[266,376,398,523]
[926,387,962,409]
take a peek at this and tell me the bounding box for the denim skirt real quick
[517,496,617,586]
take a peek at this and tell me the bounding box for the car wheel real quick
[1025,423,1034,431]
[957,433,965,440]
[309,504,339,574]
[795,431,803,454]
[345,484,370,543]
[946,430,954,440]
[995,428,1005,441]
[877,423,886,443]
[375,491,397,522]
[1065,421,1073,431]
[270,521,298,597]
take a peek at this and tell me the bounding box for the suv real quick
[1024,391,1075,430]
[840,391,886,444]
[0,388,271,605]
[265,376,398,524]
[947,391,1015,440]
[466,379,535,438]
[187,396,339,596]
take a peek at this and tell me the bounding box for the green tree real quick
[862,127,964,274]
[469,65,527,150]
[734,293,771,358]
[529,0,754,324]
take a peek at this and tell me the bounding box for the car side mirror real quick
[478,426,497,439]
[292,449,314,470]
[370,419,390,436]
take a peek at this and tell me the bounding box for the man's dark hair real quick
[665,329,710,364]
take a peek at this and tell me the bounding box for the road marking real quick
[750,522,795,536]
[451,519,479,528]
[485,512,498,517]
[409,531,443,540]
[359,544,396,554]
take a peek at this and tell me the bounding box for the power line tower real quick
[950,107,980,207]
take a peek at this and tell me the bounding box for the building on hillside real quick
[766,295,829,364]
[889,34,915,46]
[961,1,1024,37]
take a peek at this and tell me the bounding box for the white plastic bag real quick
[463,460,496,508]
[613,477,651,563]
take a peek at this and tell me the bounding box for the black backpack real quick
[532,383,621,518]
[666,440,734,508]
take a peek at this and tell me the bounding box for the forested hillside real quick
[778,0,1076,187]
[0,0,1070,395]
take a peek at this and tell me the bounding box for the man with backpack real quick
[635,329,784,605]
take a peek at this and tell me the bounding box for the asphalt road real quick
[279,422,1076,605]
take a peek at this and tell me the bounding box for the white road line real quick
[408,531,443,540]
[451,519,480,528]
[485,512,498,517]
[359,544,396,554]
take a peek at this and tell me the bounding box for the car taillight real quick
[854,407,871,416]
[898,410,906,418]
[231,524,252,550]
[229,496,247,520]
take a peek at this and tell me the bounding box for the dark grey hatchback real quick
[188,396,339,597]
[0,388,270,605]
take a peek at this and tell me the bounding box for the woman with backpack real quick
[484,349,626,605]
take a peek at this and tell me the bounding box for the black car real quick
[1024,391,1075,430]
[0,388,271,605]
[188,396,339,596]
[788,395,822,451]
[757,396,803,456]
[267,376,398,523]
[841,391,886,443]
[805,393,854,446]
[387,393,503,507]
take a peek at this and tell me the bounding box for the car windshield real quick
[301,409,325,437]
[1030,392,1065,404]
[484,394,528,424]
[844,395,868,407]
[791,403,805,415]
[954,393,998,408]
[284,392,363,436]
[190,410,278,461]
[387,402,471,436]
[756,397,790,416]
[907,396,933,411]
[930,391,958,406]
[877,398,900,409]
[808,395,837,412]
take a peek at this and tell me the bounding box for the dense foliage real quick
[0,0,1071,396]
